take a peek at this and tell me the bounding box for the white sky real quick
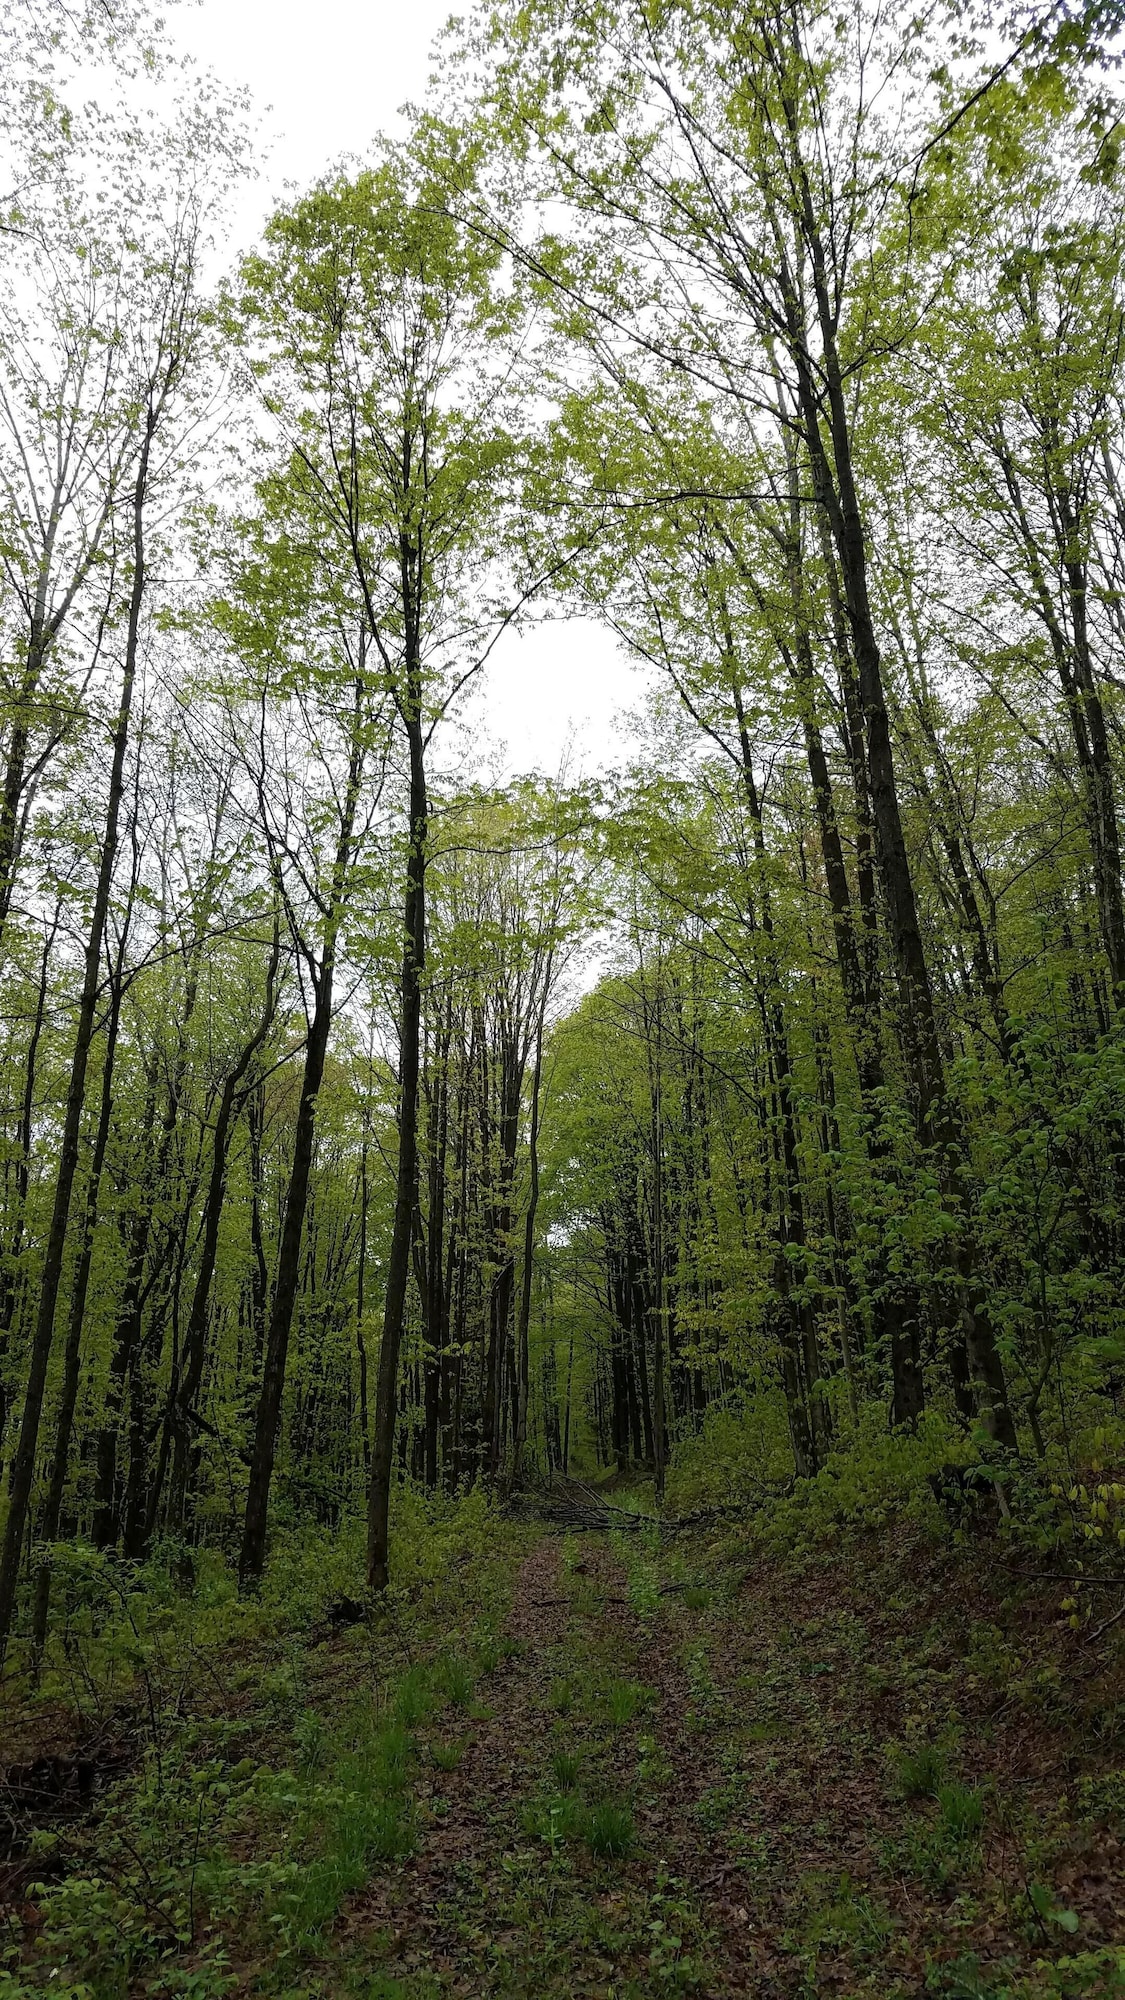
[166,0,641,784]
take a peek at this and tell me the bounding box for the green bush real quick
[665,1394,793,1514]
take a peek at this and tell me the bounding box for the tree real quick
[0,129,237,1655]
[231,139,531,1587]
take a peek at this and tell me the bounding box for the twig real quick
[1002,1570,1125,1588]
[1085,1598,1125,1646]
[531,1594,628,1608]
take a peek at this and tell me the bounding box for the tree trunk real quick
[240,700,365,1587]
[167,925,281,1531]
[0,415,153,1664]
[29,953,125,1662]
[366,693,427,1592]
[775,134,1016,1448]
[0,907,59,1465]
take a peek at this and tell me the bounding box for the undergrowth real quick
[1,1489,526,1999]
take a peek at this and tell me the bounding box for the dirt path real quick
[330,1530,760,1997]
[336,1537,586,1991]
[329,1523,1125,1999]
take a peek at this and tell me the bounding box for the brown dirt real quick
[328,1521,1125,1999]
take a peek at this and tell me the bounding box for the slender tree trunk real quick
[774,129,1016,1449]
[167,927,281,1531]
[247,1083,269,1378]
[562,1313,574,1475]
[92,940,203,1550]
[1061,500,1125,1001]
[647,978,668,1503]
[422,1010,450,1488]
[733,686,830,1462]
[0,417,153,1664]
[356,1128,371,1476]
[0,908,59,1464]
[367,692,427,1592]
[0,641,50,965]
[512,976,550,1479]
[29,957,125,1662]
[240,701,365,1587]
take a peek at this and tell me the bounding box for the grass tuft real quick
[431,1736,468,1772]
[521,1790,587,1845]
[605,1677,651,1727]
[549,1675,576,1715]
[585,1799,635,1858]
[938,1782,984,1840]
[435,1653,475,1706]
[894,1743,945,1799]
[682,1585,712,1612]
[551,1746,582,1787]
[394,1664,435,1727]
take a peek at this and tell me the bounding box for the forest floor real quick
[3,1491,1125,1999]
[324,1516,1124,2000]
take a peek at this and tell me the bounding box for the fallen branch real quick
[1002,1570,1125,1588]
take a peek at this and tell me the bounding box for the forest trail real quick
[4,1500,1123,1996]
[326,1521,1124,2000]
[332,1531,757,1995]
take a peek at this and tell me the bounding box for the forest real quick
[1,0,1125,1994]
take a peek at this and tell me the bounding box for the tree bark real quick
[167,924,281,1532]
[366,690,427,1592]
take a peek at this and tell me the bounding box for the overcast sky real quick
[165,0,640,783]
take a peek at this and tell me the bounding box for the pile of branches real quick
[506,1471,794,1536]
[507,1476,653,1534]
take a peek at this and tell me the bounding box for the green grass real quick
[370,1719,414,1789]
[12,1497,528,1997]
[431,1736,469,1771]
[394,1664,436,1727]
[938,1782,984,1840]
[681,1585,712,1612]
[434,1653,476,1706]
[521,1790,588,1845]
[551,1746,582,1786]
[894,1743,945,1799]
[603,1677,651,1727]
[571,1581,603,1617]
[796,1870,896,1956]
[584,1799,635,1858]
[549,1675,576,1715]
